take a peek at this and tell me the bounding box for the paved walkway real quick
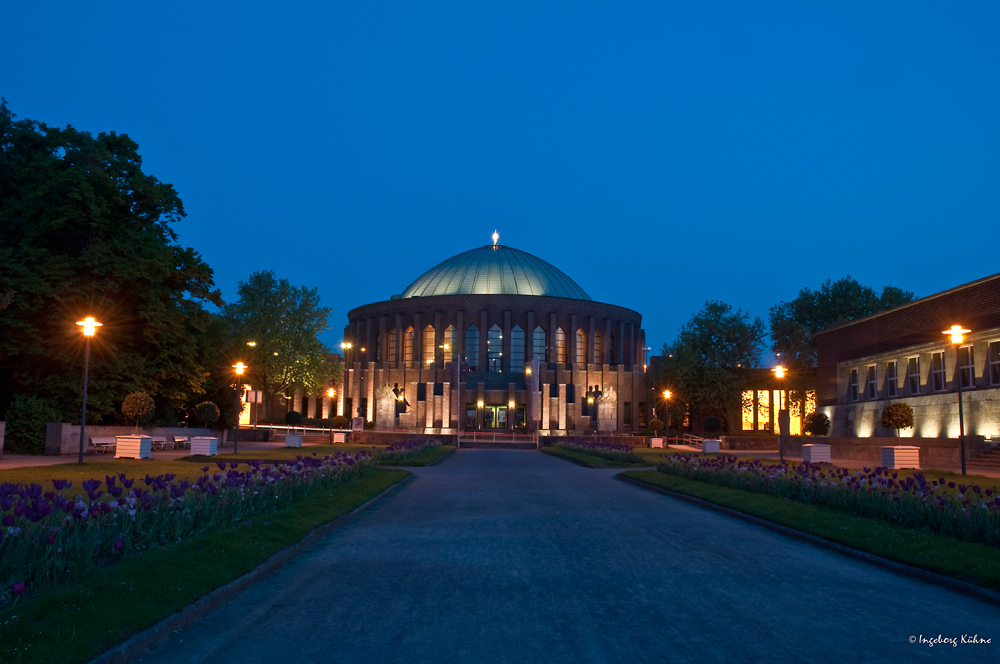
[135,450,998,663]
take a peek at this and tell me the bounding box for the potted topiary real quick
[881,402,914,438]
[191,401,220,455]
[118,392,155,459]
[803,411,831,436]
[648,418,665,448]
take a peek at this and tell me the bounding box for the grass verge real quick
[0,467,410,664]
[541,446,685,468]
[621,469,1000,592]
[379,445,456,467]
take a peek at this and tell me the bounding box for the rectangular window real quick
[756,390,770,430]
[990,342,1000,386]
[931,352,945,391]
[742,390,754,430]
[623,402,632,427]
[886,361,898,398]
[865,365,877,399]
[848,369,859,402]
[958,346,974,389]
[638,402,647,428]
[906,357,920,394]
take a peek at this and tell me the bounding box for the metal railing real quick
[457,431,539,449]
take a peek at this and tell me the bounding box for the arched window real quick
[423,325,435,366]
[466,325,480,370]
[575,329,587,365]
[555,327,567,365]
[533,326,546,362]
[442,325,455,363]
[608,334,616,366]
[374,331,381,362]
[487,325,502,373]
[510,325,525,372]
[593,332,603,364]
[388,329,397,363]
[404,327,414,365]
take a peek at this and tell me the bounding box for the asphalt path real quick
[136,450,999,663]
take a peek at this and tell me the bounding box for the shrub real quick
[3,395,60,455]
[284,410,304,426]
[331,415,349,429]
[702,416,721,434]
[648,418,665,434]
[121,392,155,433]
[881,402,914,437]
[803,411,831,436]
[193,401,220,428]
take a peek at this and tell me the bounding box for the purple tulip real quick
[113,539,124,552]
[11,582,25,596]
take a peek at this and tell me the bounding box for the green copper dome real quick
[396,245,592,301]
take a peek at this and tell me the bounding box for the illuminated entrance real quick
[483,405,507,429]
[464,404,527,429]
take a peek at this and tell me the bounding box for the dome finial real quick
[491,230,499,246]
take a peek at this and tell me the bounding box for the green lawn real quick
[621,470,1000,591]
[0,467,411,664]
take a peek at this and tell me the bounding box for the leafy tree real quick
[702,416,722,434]
[769,276,914,370]
[285,410,304,426]
[648,418,665,435]
[331,415,349,430]
[881,403,914,437]
[223,271,338,419]
[3,394,59,454]
[193,401,220,428]
[0,101,222,423]
[121,392,155,434]
[659,301,766,431]
[803,411,831,436]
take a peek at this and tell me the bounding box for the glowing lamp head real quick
[773,365,786,379]
[587,397,594,404]
[76,317,102,337]
[397,393,405,402]
[508,400,515,409]
[327,388,335,398]
[663,390,671,400]
[234,362,246,375]
[247,341,256,347]
[477,400,484,408]
[341,342,352,350]
[943,325,970,346]
[525,366,532,375]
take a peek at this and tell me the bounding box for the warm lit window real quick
[404,327,414,365]
[742,391,754,430]
[886,361,898,397]
[466,325,479,370]
[510,325,524,372]
[533,326,546,362]
[865,365,877,399]
[931,352,945,391]
[487,325,502,373]
[575,329,587,365]
[555,327,567,365]
[423,325,435,366]
[958,346,974,389]
[907,357,920,394]
[757,390,770,430]
[990,342,1000,386]
[593,332,603,364]
[848,369,859,402]
[442,325,455,363]
[388,329,397,363]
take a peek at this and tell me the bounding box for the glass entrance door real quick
[484,405,508,429]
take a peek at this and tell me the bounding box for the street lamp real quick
[76,317,102,464]
[772,365,787,462]
[944,325,971,475]
[663,390,671,444]
[233,362,246,454]
[477,400,484,430]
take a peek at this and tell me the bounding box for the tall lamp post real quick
[233,362,246,454]
[76,317,102,465]
[944,325,971,476]
[663,390,671,444]
[772,365,787,462]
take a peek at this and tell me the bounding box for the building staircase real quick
[968,446,1000,472]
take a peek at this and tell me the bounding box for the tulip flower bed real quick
[0,451,375,609]
[655,454,1000,546]
[555,439,643,464]
[374,439,442,462]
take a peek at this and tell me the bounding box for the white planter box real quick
[802,444,831,464]
[115,436,152,459]
[333,432,346,444]
[881,445,920,469]
[702,440,720,453]
[190,437,218,456]
[650,437,664,448]
[285,434,303,448]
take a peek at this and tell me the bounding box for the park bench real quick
[151,436,174,451]
[90,437,117,454]
[173,436,190,449]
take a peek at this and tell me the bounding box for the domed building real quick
[336,233,650,434]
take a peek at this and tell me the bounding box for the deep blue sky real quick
[3,2,998,360]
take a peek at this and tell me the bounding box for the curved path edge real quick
[88,473,417,664]
[616,473,1000,608]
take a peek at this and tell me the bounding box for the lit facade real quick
[336,240,649,434]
